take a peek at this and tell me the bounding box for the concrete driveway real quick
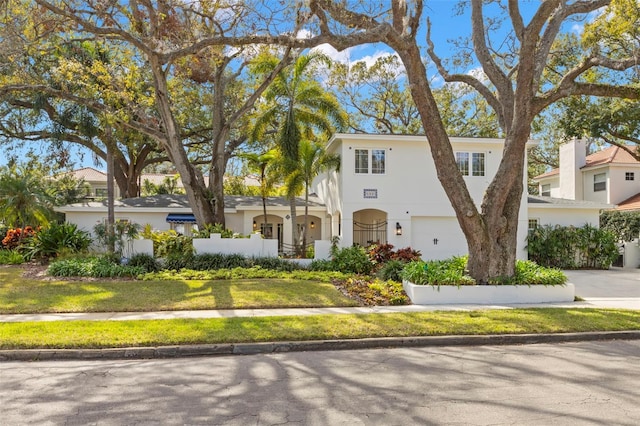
[564,267,640,309]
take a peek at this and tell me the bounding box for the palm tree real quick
[0,166,53,229]
[241,149,280,238]
[289,140,341,250]
[252,52,347,254]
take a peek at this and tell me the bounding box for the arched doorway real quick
[353,209,388,246]
[253,214,284,248]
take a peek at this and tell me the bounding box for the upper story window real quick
[456,152,485,176]
[594,173,606,192]
[626,172,635,181]
[355,149,386,174]
[540,184,551,197]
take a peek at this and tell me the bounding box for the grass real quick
[1,265,638,350]
[0,308,638,349]
[0,266,358,313]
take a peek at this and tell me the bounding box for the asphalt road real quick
[2,340,639,425]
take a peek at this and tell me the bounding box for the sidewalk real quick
[1,297,638,323]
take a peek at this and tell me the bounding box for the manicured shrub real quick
[127,253,160,273]
[401,256,475,286]
[401,256,567,286]
[47,256,145,278]
[377,259,405,282]
[250,257,300,272]
[527,224,619,269]
[331,245,374,274]
[308,259,335,271]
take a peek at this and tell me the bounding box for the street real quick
[2,340,639,425]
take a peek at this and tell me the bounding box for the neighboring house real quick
[61,167,186,199]
[534,139,640,208]
[57,134,608,260]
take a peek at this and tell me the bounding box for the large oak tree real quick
[307,0,640,283]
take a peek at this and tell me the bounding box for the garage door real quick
[411,217,467,261]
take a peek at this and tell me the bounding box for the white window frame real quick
[625,172,635,181]
[593,173,606,192]
[456,151,485,177]
[355,148,386,174]
[541,184,551,197]
[355,149,369,174]
[528,218,539,231]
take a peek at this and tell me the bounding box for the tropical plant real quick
[0,166,53,228]
[527,224,619,269]
[94,220,141,259]
[601,210,640,242]
[25,222,91,260]
[251,52,347,254]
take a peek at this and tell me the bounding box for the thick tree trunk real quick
[149,58,216,228]
[210,132,227,226]
[394,41,527,284]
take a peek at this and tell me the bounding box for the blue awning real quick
[166,213,196,224]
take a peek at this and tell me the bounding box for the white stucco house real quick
[534,139,640,209]
[57,134,611,260]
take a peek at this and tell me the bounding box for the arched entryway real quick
[252,214,284,247]
[353,209,388,246]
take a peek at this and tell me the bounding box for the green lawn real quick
[0,267,358,313]
[1,308,639,349]
[1,266,639,350]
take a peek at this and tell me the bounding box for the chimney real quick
[558,138,586,200]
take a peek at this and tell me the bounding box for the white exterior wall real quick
[608,165,640,205]
[528,207,601,228]
[537,177,561,197]
[314,134,529,259]
[64,211,176,236]
[582,168,609,204]
[558,139,586,200]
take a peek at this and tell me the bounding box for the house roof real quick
[527,195,612,210]
[63,167,107,182]
[56,194,326,212]
[534,145,640,180]
[615,192,640,211]
[583,144,639,168]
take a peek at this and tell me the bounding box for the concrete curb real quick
[1,330,639,361]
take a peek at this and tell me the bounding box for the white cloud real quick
[467,67,489,83]
[571,23,584,34]
[310,43,354,63]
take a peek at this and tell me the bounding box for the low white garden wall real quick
[403,281,575,305]
[194,233,278,257]
[123,236,332,261]
[623,239,640,269]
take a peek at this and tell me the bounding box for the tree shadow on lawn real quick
[0,266,357,314]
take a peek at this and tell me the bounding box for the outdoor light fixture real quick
[310,221,315,229]
[395,222,402,236]
[253,220,257,229]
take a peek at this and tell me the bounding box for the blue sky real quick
[1,1,588,171]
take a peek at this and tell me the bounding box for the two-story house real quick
[534,139,640,210]
[312,133,530,260]
[58,134,610,260]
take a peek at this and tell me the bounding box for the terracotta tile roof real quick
[583,145,639,168]
[533,169,559,179]
[533,144,640,180]
[66,167,107,182]
[615,192,640,211]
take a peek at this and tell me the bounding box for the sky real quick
[1,1,587,172]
